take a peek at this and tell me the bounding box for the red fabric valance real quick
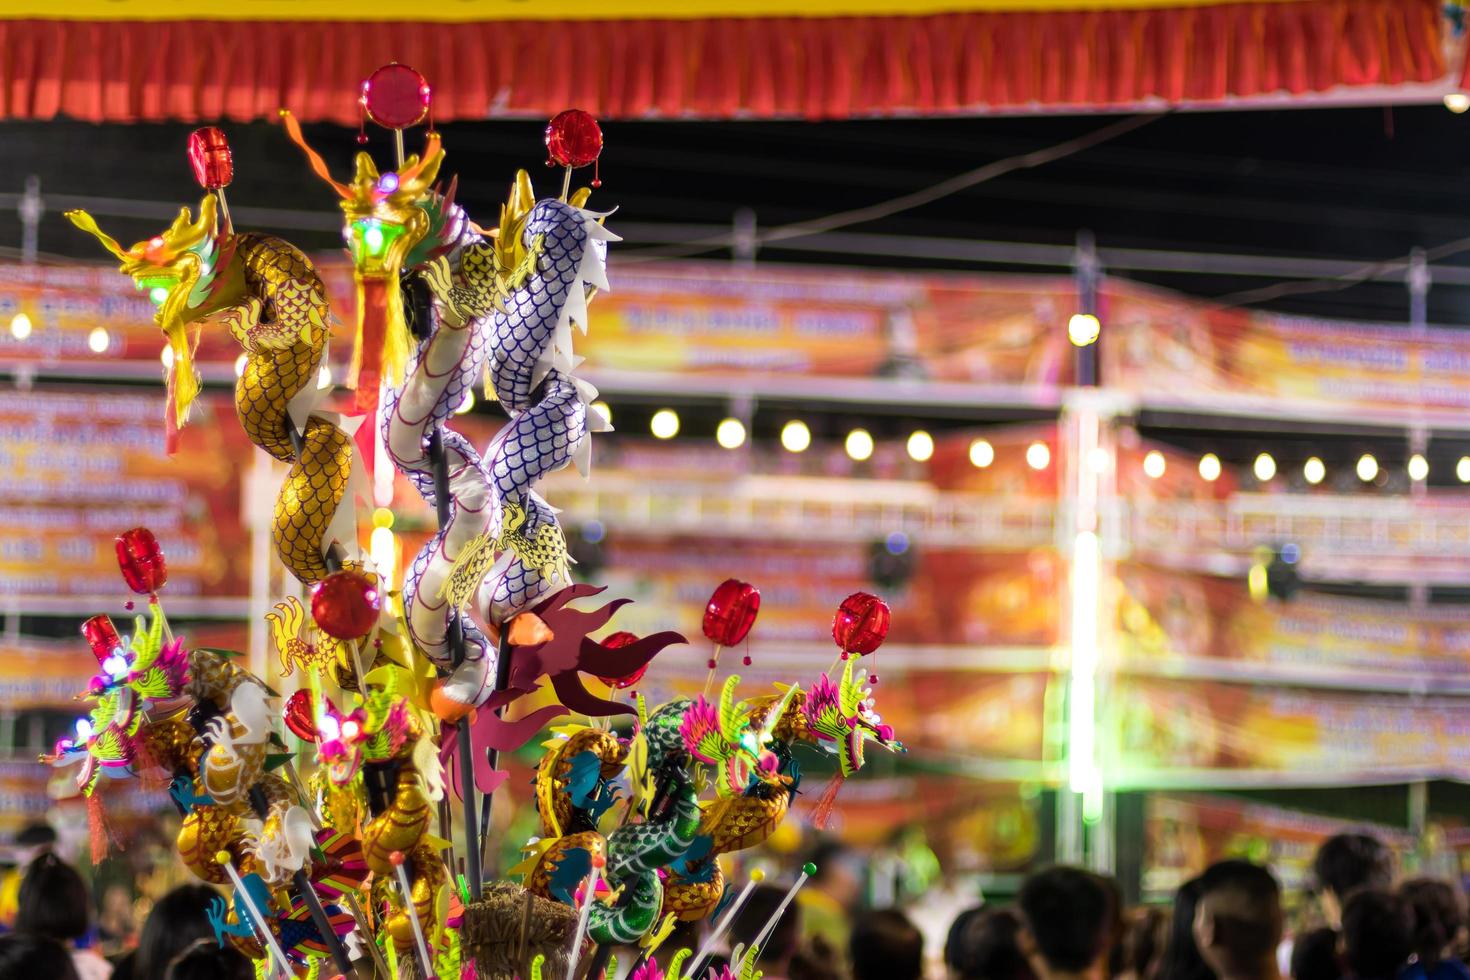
[0,0,1445,123]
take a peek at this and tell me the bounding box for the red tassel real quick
[808,772,846,831]
[87,792,119,865]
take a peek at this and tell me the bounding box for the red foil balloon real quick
[311,570,381,640]
[81,615,122,665]
[362,63,431,130]
[703,579,761,647]
[545,109,603,168]
[284,689,319,741]
[186,127,233,190]
[596,631,647,689]
[832,592,890,655]
[115,527,167,595]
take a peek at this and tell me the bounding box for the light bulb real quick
[9,312,31,340]
[650,409,679,440]
[87,327,109,354]
[969,438,995,469]
[1446,92,1470,114]
[1198,454,1221,482]
[1458,457,1470,484]
[1303,457,1325,485]
[1143,450,1166,479]
[1408,454,1429,481]
[234,353,248,378]
[1026,442,1050,470]
[591,400,612,426]
[780,420,811,453]
[160,346,174,370]
[455,390,475,415]
[846,429,874,462]
[1068,313,1101,347]
[716,417,747,449]
[1357,454,1379,482]
[1253,453,1276,482]
[906,430,934,462]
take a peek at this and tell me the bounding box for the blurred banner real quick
[1107,677,1470,786]
[1143,793,1413,896]
[1104,280,1470,412]
[0,390,253,608]
[1118,563,1470,678]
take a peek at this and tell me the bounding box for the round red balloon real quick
[545,109,603,169]
[311,570,381,640]
[116,527,167,595]
[832,592,890,655]
[703,579,761,648]
[362,63,431,130]
[596,631,647,689]
[284,689,319,742]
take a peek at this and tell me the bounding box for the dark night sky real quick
[5,104,1470,325]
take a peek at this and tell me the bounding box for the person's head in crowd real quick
[807,840,864,912]
[0,933,80,980]
[132,884,222,980]
[1400,877,1468,968]
[946,906,1034,980]
[849,908,924,980]
[1339,888,1413,980]
[729,883,803,976]
[1124,906,1170,980]
[1192,859,1283,980]
[1017,866,1121,980]
[1158,877,1213,980]
[162,942,252,980]
[1290,928,1341,980]
[10,823,57,866]
[14,852,90,944]
[1312,834,1393,928]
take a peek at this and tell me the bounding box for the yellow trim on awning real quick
[0,0,1313,22]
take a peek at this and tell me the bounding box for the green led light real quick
[364,224,385,256]
[149,286,170,306]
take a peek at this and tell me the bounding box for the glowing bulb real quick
[1026,441,1050,470]
[906,430,934,462]
[149,286,170,306]
[1198,453,1221,482]
[87,327,109,353]
[846,429,875,462]
[363,224,385,255]
[716,417,747,449]
[318,365,331,389]
[1446,92,1470,114]
[160,346,174,370]
[1143,450,1166,479]
[370,525,397,583]
[650,408,679,439]
[1459,457,1470,484]
[1357,453,1379,482]
[1089,447,1110,473]
[969,438,995,469]
[1253,453,1276,482]
[1409,453,1429,481]
[9,312,31,340]
[1303,457,1326,485]
[781,420,811,453]
[455,390,475,415]
[1068,313,1101,347]
[591,400,612,426]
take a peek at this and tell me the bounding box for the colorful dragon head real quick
[64,198,233,426]
[316,700,369,786]
[802,659,902,778]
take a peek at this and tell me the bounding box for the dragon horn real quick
[277,109,351,197]
[64,210,128,260]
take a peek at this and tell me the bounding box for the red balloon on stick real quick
[81,615,122,665]
[596,631,647,689]
[361,63,432,130]
[311,570,381,640]
[187,127,233,191]
[832,592,890,656]
[703,580,761,648]
[545,109,603,168]
[284,689,319,742]
[115,527,167,595]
